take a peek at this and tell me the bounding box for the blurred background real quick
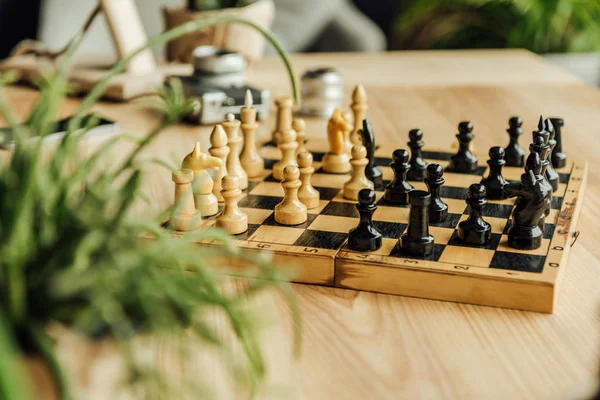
[0,0,599,85]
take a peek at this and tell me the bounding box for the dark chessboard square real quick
[262,213,318,229]
[293,230,348,250]
[551,196,563,210]
[464,203,513,219]
[543,223,556,239]
[263,173,279,183]
[430,213,462,229]
[373,221,407,239]
[238,195,282,210]
[558,173,570,184]
[389,243,445,262]
[447,231,502,250]
[311,152,325,162]
[439,186,469,200]
[314,186,342,201]
[489,251,546,273]
[374,157,392,167]
[320,201,359,218]
[263,159,277,170]
[233,224,260,240]
[421,150,453,161]
[473,166,488,176]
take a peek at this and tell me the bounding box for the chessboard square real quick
[543,223,556,239]
[308,214,356,233]
[249,181,284,197]
[444,198,468,214]
[373,205,410,223]
[247,181,261,192]
[240,208,273,225]
[447,231,502,250]
[440,186,469,200]
[380,166,394,181]
[263,174,279,183]
[438,245,495,268]
[489,251,546,273]
[497,235,550,256]
[502,166,524,181]
[294,230,348,250]
[443,172,482,188]
[547,209,559,224]
[314,186,342,201]
[370,238,400,256]
[373,221,407,239]
[374,156,392,167]
[263,159,277,170]
[421,150,453,161]
[411,181,428,191]
[238,194,283,210]
[311,152,325,162]
[321,201,359,218]
[389,243,445,262]
[311,172,348,189]
[307,200,329,215]
[429,226,455,244]
[464,203,513,219]
[248,225,305,245]
[424,159,449,169]
[555,183,567,197]
[551,196,563,210]
[558,173,569,184]
[430,213,462,229]
[459,215,508,234]
[233,223,260,240]
[262,213,318,229]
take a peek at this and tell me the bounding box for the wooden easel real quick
[0,0,164,101]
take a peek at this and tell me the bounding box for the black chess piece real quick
[407,129,427,181]
[530,121,554,196]
[480,146,508,200]
[424,163,448,223]
[384,149,414,205]
[458,184,492,245]
[348,189,383,252]
[543,118,560,192]
[549,117,567,168]
[504,116,525,167]
[524,145,550,230]
[360,119,384,189]
[401,190,435,256]
[447,121,478,173]
[504,152,552,250]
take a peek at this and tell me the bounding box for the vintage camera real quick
[174,46,270,125]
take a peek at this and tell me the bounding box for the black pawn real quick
[401,190,435,256]
[384,149,414,205]
[424,163,448,223]
[458,184,491,245]
[549,117,567,168]
[504,116,525,167]
[447,121,478,173]
[480,146,508,200]
[407,129,427,181]
[543,118,560,192]
[348,189,382,252]
[360,119,384,190]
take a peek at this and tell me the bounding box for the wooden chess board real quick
[161,139,587,313]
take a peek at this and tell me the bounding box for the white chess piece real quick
[222,113,248,190]
[240,90,264,178]
[216,175,248,235]
[272,127,298,181]
[344,145,374,200]
[275,166,307,225]
[209,124,229,203]
[169,168,202,231]
[297,152,320,209]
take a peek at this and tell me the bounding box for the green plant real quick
[393,0,600,53]
[0,16,299,400]
[188,0,253,12]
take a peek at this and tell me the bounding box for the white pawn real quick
[216,175,248,235]
[222,113,248,190]
[209,125,229,203]
[275,166,307,226]
[297,152,320,209]
[272,127,298,181]
[169,169,202,231]
[293,118,307,155]
[240,90,264,178]
[344,145,374,200]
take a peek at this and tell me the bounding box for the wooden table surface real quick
[4,49,600,399]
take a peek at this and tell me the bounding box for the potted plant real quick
[392,0,600,85]
[0,16,299,399]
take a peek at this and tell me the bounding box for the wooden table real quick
[4,49,600,399]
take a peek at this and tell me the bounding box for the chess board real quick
[163,139,587,313]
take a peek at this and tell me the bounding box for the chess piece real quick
[360,119,384,189]
[549,117,567,168]
[222,113,248,190]
[275,166,308,225]
[209,124,229,203]
[240,90,264,178]
[401,190,435,256]
[322,108,351,174]
[447,121,478,173]
[344,145,374,200]
[297,152,320,209]
[273,125,299,180]
[407,129,427,181]
[182,142,221,217]
[424,163,448,223]
[216,175,248,235]
[504,116,525,167]
[348,189,383,252]
[293,118,308,155]
[169,169,202,231]
[504,153,551,250]
[530,119,553,195]
[384,149,414,205]
[350,84,368,145]
[272,96,294,145]
[543,118,560,192]
[524,144,551,230]
[480,146,508,200]
[458,184,492,245]
[342,110,354,155]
